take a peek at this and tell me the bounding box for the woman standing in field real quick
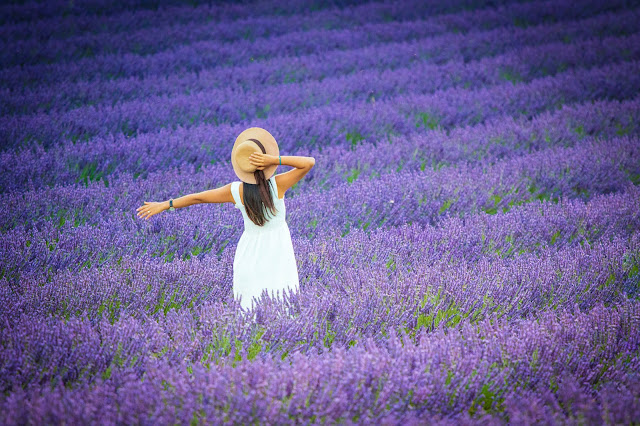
[136,127,315,310]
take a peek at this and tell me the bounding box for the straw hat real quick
[231,127,280,184]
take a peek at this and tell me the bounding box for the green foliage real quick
[499,67,523,84]
[615,117,634,136]
[386,255,396,271]
[415,112,440,130]
[468,382,505,416]
[627,172,640,186]
[626,255,639,283]
[120,119,137,137]
[247,340,262,361]
[415,288,467,333]
[255,103,271,119]
[323,322,337,349]
[439,198,455,214]
[69,132,90,145]
[190,408,206,426]
[282,70,300,84]
[200,331,233,367]
[101,365,112,380]
[96,294,121,324]
[149,288,186,316]
[73,160,115,187]
[420,287,444,310]
[345,131,365,148]
[513,17,529,28]
[530,348,540,371]
[597,272,617,291]
[487,183,560,217]
[346,168,360,183]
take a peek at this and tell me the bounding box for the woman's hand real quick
[248,152,277,170]
[136,201,168,220]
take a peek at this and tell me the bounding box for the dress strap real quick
[230,181,242,207]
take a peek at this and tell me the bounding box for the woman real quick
[136,127,315,310]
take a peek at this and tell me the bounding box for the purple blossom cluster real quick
[2,0,640,423]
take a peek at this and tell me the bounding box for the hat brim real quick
[231,127,279,184]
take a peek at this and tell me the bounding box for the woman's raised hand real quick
[136,201,167,220]
[248,152,277,170]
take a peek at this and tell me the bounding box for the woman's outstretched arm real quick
[136,184,234,220]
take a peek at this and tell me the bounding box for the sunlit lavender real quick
[1,0,639,423]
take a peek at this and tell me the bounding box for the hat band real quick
[248,138,266,154]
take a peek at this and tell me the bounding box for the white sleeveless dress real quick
[230,175,300,310]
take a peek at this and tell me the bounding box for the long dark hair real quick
[243,139,278,226]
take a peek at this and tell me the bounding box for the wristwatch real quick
[169,199,175,211]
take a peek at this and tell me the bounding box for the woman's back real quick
[230,174,298,310]
[230,175,287,233]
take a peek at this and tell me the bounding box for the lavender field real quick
[2,0,640,423]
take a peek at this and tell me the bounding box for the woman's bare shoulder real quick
[273,173,287,199]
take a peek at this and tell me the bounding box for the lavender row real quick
[292,136,640,235]
[8,11,640,120]
[0,0,359,25]
[3,58,638,194]
[1,299,638,423]
[2,212,638,365]
[0,0,484,42]
[3,96,638,231]
[1,0,622,69]
[3,136,638,284]
[3,188,638,327]
[3,7,637,94]
[310,97,640,188]
[5,31,639,150]
[6,8,638,118]
[0,0,607,45]
[4,165,639,297]
[0,0,336,26]
[0,0,508,31]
